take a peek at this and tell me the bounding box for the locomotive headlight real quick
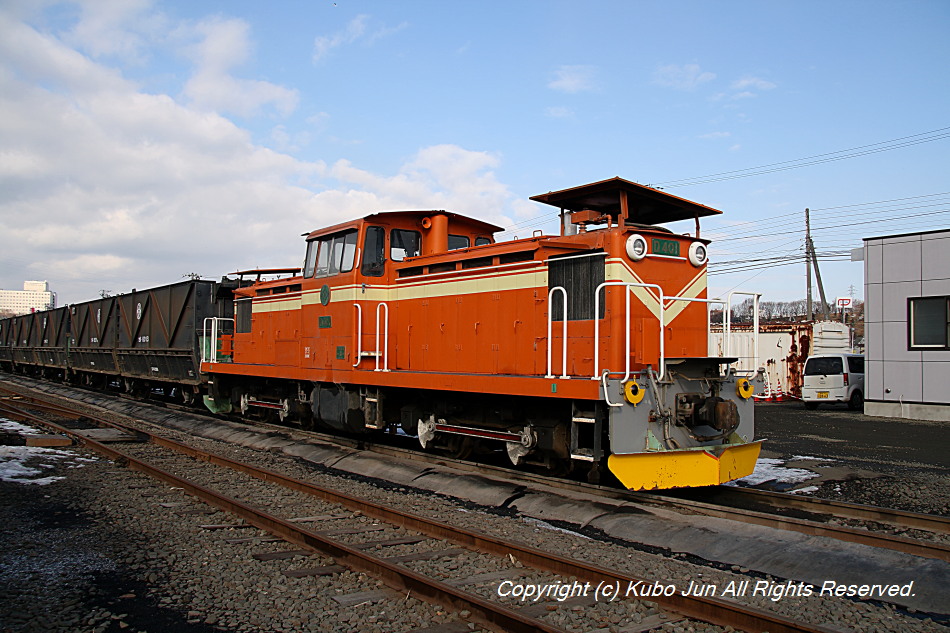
[626,234,648,261]
[688,241,708,267]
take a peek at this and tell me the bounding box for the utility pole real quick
[804,207,830,321]
[805,208,813,320]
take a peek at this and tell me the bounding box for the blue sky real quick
[1,0,948,306]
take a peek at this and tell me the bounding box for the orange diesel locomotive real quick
[201,177,764,489]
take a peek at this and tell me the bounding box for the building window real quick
[908,296,950,350]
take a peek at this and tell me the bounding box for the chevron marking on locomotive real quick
[606,259,707,325]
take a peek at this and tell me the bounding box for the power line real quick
[809,191,950,212]
[651,126,950,188]
[811,208,950,232]
[496,126,950,236]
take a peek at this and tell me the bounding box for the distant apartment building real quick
[0,281,57,315]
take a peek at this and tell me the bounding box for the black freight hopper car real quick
[0,279,240,402]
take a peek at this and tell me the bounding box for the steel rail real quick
[2,381,946,561]
[352,437,950,561]
[666,486,950,535]
[0,400,565,633]
[0,395,840,633]
[633,492,950,563]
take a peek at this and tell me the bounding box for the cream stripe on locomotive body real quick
[252,260,707,328]
[204,177,763,489]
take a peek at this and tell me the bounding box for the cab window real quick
[303,240,319,278]
[362,226,385,277]
[312,229,358,277]
[475,236,491,247]
[391,229,421,261]
[448,234,470,250]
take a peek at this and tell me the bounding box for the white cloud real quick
[181,17,298,118]
[548,65,598,93]
[0,6,519,304]
[699,131,731,140]
[732,76,776,91]
[323,145,514,226]
[545,106,574,119]
[311,14,406,64]
[63,0,165,62]
[313,14,368,62]
[653,63,716,90]
[711,76,777,102]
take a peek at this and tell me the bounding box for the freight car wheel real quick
[179,386,196,406]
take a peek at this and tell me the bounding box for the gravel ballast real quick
[1,379,948,632]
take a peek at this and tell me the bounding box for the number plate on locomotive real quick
[652,238,680,257]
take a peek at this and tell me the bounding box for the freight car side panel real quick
[70,297,120,375]
[12,313,37,365]
[31,306,71,369]
[115,280,217,384]
[0,317,12,367]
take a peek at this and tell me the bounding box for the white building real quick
[858,229,950,421]
[710,321,851,398]
[0,281,57,315]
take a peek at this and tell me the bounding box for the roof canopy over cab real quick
[530,177,721,226]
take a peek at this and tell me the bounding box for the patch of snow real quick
[0,419,44,434]
[787,486,820,495]
[522,517,592,540]
[0,445,97,486]
[726,457,821,487]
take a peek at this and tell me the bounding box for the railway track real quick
[0,389,846,633]
[4,376,949,560]
[291,418,950,562]
[3,378,948,563]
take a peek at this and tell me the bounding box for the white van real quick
[802,353,865,411]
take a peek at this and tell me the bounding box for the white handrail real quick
[375,302,389,372]
[201,317,234,364]
[725,290,761,375]
[546,286,569,379]
[593,282,665,382]
[352,303,363,367]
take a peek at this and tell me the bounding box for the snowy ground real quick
[726,455,833,491]
[0,418,97,485]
